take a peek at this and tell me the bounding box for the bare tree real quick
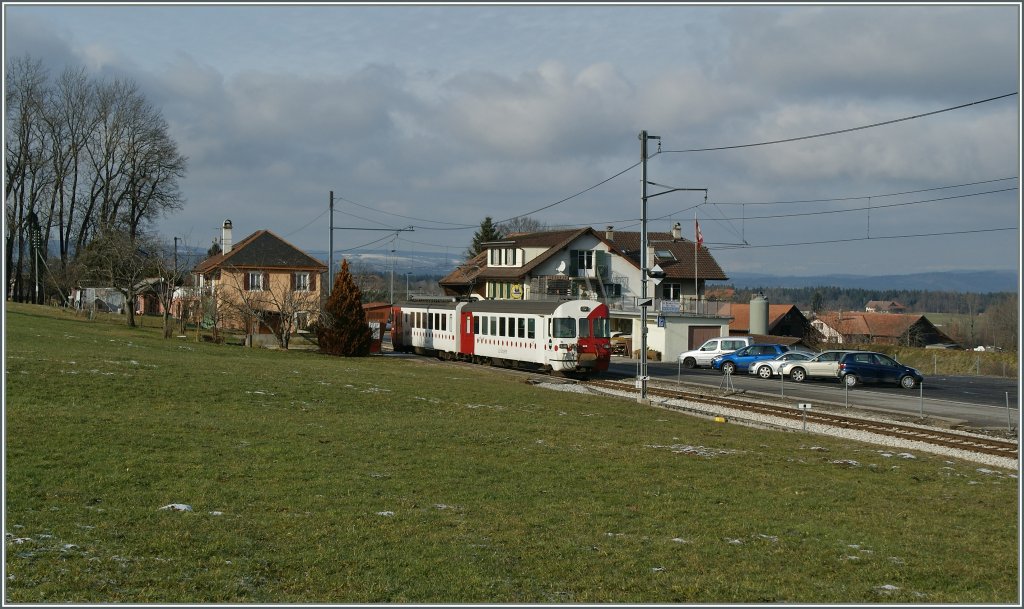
[147,237,200,338]
[5,55,188,306]
[497,215,546,235]
[78,228,158,327]
[5,56,53,302]
[215,265,321,348]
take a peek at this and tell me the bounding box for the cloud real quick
[3,4,1018,275]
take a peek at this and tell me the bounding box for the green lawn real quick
[4,303,1019,603]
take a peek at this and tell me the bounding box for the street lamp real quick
[405,272,412,300]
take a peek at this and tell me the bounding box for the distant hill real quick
[720,270,1018,294]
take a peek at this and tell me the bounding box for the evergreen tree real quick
[466,216,504,259]
[317,259,372,356]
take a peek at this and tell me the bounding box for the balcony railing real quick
[607,297,732,318]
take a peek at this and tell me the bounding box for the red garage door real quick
[688,326,721,351]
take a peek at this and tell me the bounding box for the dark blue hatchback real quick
[837,351,924,389]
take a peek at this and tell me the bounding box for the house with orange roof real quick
[811,311,951,347]
[728,302,817,342]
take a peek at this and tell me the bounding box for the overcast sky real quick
[4,2,1021,279]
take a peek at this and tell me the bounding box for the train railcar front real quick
[551,299,612,372]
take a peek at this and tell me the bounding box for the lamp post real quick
[405,272,412,300]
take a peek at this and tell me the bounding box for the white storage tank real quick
[750,293,769,335]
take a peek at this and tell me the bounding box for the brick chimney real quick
[605,225,614,241]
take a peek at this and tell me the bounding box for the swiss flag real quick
[695,219,704,248]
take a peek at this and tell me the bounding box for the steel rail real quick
[585,379,1019,459]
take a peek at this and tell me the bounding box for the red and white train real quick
[390,298,612,375]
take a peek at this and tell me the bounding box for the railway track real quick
[584,378,1019,460]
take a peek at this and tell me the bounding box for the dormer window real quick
[488,246,520,267]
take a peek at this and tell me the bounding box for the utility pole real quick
[329,190,413,299]
[637,132,708,403]
[639,131,659,403]
[329,191,334,283]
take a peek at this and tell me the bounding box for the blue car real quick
[837,351,924,389]
[712,344,793,375]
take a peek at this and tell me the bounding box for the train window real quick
[578,318,590,338]
[490,316,497,336]
[443,315,448,332]
[551,317,575,338]
[473,315,480,334]
[593,316,610,338]
[499,317,506,337]
[517,317,525,338]
[528,318,535,339]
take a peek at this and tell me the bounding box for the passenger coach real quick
[391,298,611,375]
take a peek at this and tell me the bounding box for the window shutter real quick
[263,272,270,290]
[310,273,316,291]
[596,251,611,280]
[290,272,296,290]
[568,250,579,276]
[244,272,250,290]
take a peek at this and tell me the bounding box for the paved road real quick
[609,357,1020,430]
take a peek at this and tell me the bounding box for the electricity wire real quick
[660,93,1018,153]
[712,227,1015,250]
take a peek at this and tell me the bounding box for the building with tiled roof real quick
[865,300,907,313]
[192,220,327,345]
[811,311,952,347]
[728,303,817,342]
[439,224,727,303]
[437,223,732,360]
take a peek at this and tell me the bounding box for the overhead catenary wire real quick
[660,93,1018,153]
[702,187,1017,222]
[711,227,1015,250]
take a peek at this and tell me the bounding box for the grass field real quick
[3,303,1019,603]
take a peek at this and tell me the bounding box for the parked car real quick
[779,350,856,383]
[677,336,754,369]
[748,350,817,379]
[711,344,794,375]
[837,351,924,389]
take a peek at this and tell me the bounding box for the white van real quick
[677,336,754,369]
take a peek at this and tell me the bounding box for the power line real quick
[334,193,477,230]
[492,160,644,225]
[713,227,1016,250]
[706,187,1017,222]
[284,208,328,237]
[699,177,1018,206]
[661,93,1018,153]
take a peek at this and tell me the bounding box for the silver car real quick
[748,350,816,379]
[778,350,857,383]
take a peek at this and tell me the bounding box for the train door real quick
[460,311,475,356]
[390,306,404,351]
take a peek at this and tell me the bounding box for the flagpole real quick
[694,212,699,306]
